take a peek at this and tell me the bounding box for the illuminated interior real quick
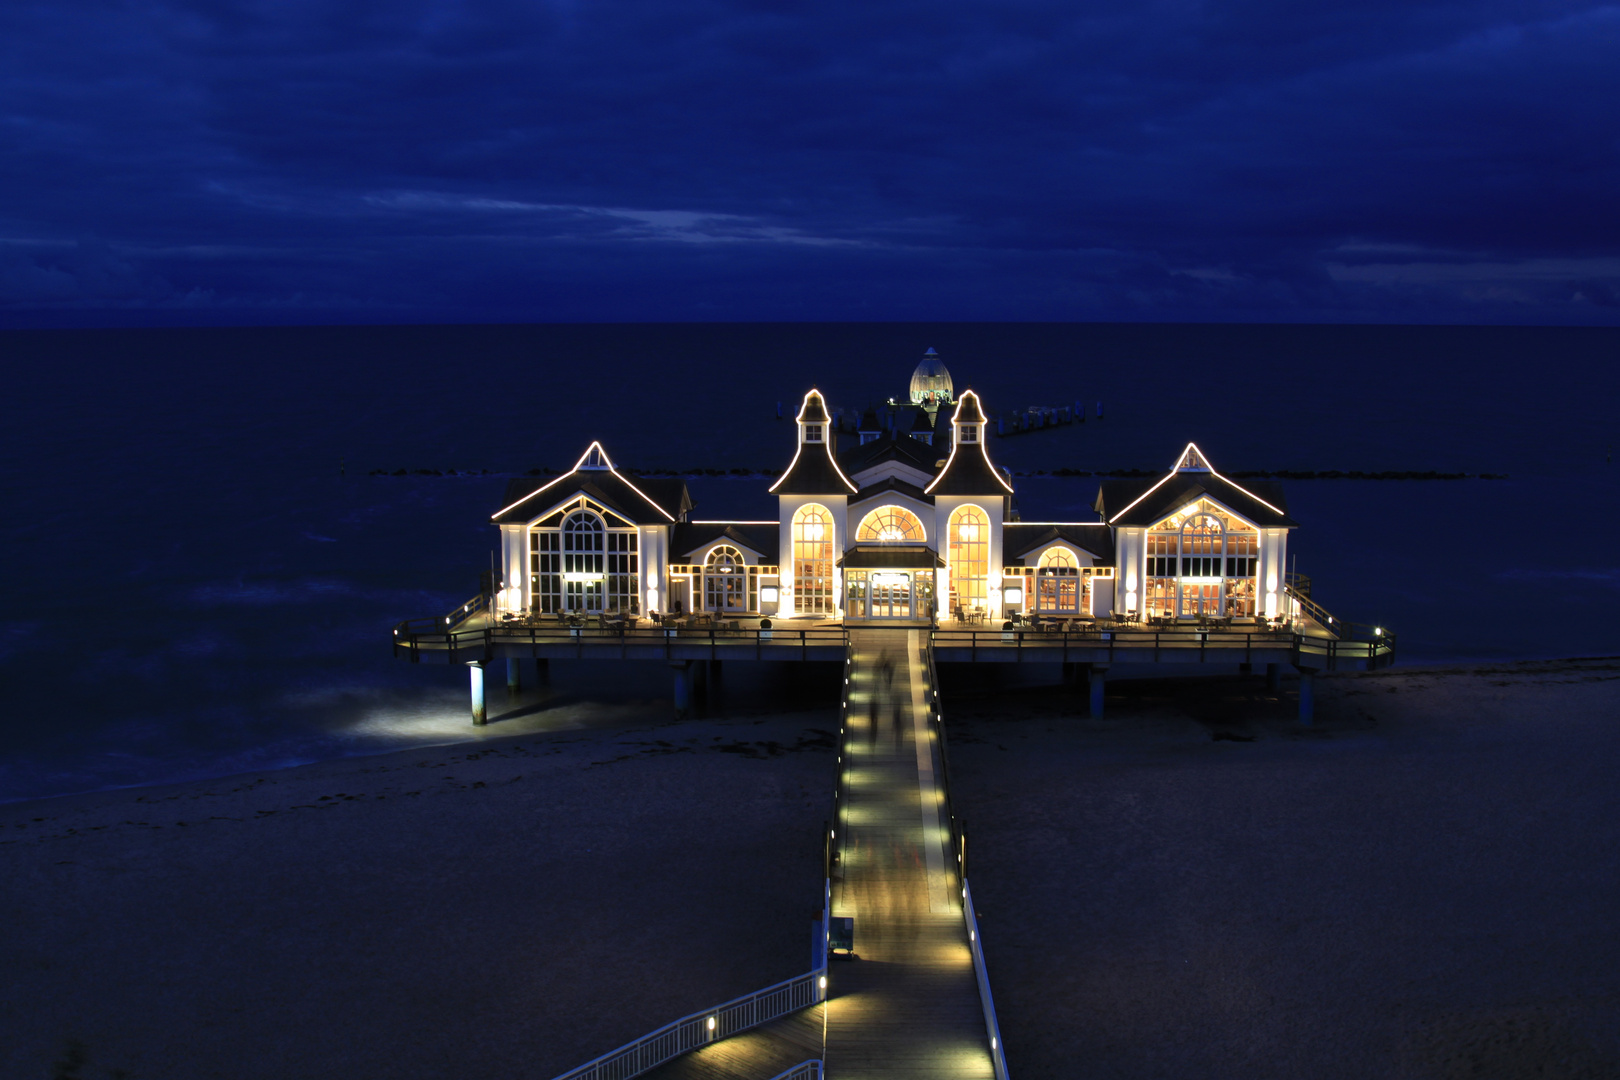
[855,506,926,543]
[1144,498,1258,618]
[793,504,836,615]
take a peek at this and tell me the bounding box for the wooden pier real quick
[824,628,995,1078]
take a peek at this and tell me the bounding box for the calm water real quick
[2,322,1617,803]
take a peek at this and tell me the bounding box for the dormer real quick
[924,390,1014,497]
[949,390,985,449]
[909,409,935,446]
[857,407,882,446]
[770,389,858,496]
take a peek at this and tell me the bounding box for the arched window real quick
[948,505,989,612]
[1036,546,1081,613]
[704,545,747,612]
[1144,500,1258,618]
[792,504,835,615]
[856,506,925,542]
[562,510,605,612]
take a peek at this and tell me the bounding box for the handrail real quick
[963,880,1010,1080]
[764,1062,822,1080]
[1282,582,1343,637]
[445,592,489,632]
[549,965,828,1080]
[391,622,851,662]
[921,639,1007,1078]
[926,625,1395,668]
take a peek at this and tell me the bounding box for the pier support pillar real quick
[1086,665,1108,719]
[505,658,521,697]
[533,658,551,688]
[1238,662,1253,675]
[468,662,487,726]
[1266,662,1281,693]
[1295,665,1318,725]
[671,661,692,721]
[709,660,724,716]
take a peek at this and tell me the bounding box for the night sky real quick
[3,1,1618,326]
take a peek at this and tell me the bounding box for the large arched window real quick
[792,504,835,615]
[704,545,748,612]
[948,504,989,612]
[855,506,925,542]
[562,510,605,612]
[1144,500,1258,618]
[1036,546,1081,614]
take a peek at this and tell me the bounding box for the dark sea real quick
[3,322,1617,804]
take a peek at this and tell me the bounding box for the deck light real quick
[819,975,827,990]
[991,1037,998,1050]
[706,1016,716,1032]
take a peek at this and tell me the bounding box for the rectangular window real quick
[805,424,823,442]
[606,532,640,614]
[531,531,561,613]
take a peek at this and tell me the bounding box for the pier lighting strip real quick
[924,391,1015,495]
[1106,441,1287,524]
[491,441,676,522]
[768,389,858,494]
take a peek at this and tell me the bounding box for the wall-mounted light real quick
[760,586,780,603]
[1003,586,1023,605]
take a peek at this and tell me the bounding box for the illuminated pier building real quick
[487,352,1297,627]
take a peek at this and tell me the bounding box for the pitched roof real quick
[838,431,937,478]
[925,393,1013,496]
[849,475,933,507]
[671,522,781,561]
[795,388,830,424]
[491,443,692,524]
[770,390,858,496]
[1003,523,1116,563]
[1093,443,1296,528]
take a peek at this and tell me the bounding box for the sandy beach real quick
[5,660,1620,1079]
[947,658,1620,1080]
[0,709,835,1080]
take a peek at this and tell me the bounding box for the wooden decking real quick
[637,1007,824,1080]
[825,629,994,1079]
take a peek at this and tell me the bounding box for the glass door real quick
[871,574,912,618]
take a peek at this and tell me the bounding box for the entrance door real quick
[870,574,912,618]
[1179,582,1220,617]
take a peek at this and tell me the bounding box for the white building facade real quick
[489,356,1296,625]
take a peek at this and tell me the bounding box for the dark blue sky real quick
[3,0,1618,326]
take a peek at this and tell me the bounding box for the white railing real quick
[549,966,827,1080]
[964,878,1010,1078]
[764,1062,823,1080]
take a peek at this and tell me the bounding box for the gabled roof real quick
[839,431,937,479]
[671,522,781,562]
[1004,523,1116,564]
[492,442,691,524]
[1093,442,1296,528]
[925,390,1014,496]
[770,389,858,496]
[849,475,933,507]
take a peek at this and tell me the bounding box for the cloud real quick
[1,0,1617,323]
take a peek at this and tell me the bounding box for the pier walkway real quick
[825,628,994,1079]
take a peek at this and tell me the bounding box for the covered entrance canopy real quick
[839,546,944,622]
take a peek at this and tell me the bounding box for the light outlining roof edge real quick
[1108,441,1287,524]
[769,388,858,494]
[690,520,779,525]
[490,440,675,522]
[924,389,1014,495]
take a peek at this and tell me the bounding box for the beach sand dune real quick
[947,659,1620,1080]
[1,712,834,1080]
